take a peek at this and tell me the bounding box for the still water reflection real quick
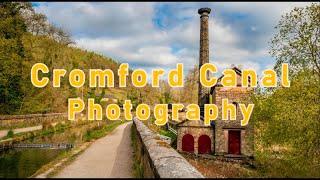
[0,148,64,178]
[0,122,102,178]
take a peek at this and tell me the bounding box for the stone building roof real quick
[210,66,251,94]
[177,119,212,128]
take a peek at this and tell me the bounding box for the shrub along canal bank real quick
[0,120,124,178]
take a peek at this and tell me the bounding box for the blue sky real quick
[32,2,315,78]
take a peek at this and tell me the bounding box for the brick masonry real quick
[198,8,211,106]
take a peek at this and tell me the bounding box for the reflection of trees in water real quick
[0,148,63,178]
[0,121,107,178]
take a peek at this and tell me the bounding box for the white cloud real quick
[34,2,316,78]
[35,2,155,37]
[250,26,256,31]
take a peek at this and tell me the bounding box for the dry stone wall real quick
[132,118,204,178]
[0,113,67,129]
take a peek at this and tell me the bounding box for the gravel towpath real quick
[54,122,133,178]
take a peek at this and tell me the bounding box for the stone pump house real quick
[176,8,254,159]
[176,66,254,157]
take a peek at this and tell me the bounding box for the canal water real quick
[0,148,64,178]
[0,121,103,178]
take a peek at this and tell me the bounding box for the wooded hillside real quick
[0,2,162,115]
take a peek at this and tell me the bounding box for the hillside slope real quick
[19,34,129,114]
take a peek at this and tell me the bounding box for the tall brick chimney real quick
[198,7,211,114]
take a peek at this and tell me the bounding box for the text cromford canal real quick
[30,63,291,126]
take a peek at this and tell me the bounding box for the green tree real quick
[127,88,139,110]
[0,2,29,114]
[253,3,320,177]
[270,3,320,77]
[266,4,320,155]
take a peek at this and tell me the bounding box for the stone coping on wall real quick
[133,118,204,178]
[0,113,67,120]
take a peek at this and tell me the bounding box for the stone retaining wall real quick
[132,118,204,178]
[0,113,67,129]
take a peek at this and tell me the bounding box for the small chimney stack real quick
[198,7,211,113]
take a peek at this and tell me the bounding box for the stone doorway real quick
[182,134,194,152]
[228,130,241,155]
[198,135,211,154]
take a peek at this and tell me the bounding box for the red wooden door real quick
[228,130,241,155]
[198,135,211,154]
[182,134,194,152]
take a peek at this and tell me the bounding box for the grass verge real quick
[83,120,123,142]
[0,122,72,141]
[130,124,144,178]
[31,120,125,178]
